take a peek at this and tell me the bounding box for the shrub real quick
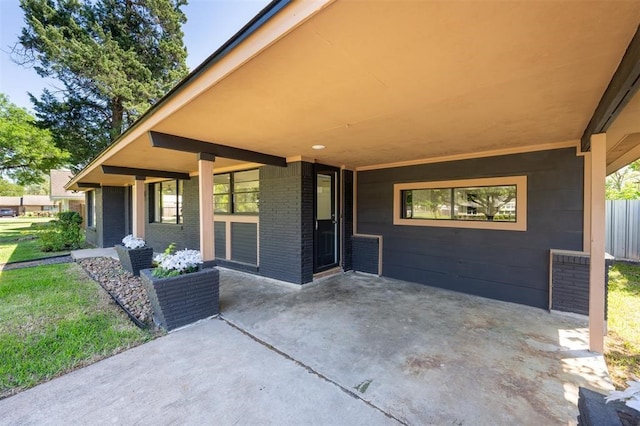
[39,211,84,252]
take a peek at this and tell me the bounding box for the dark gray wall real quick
[357,148,584,309]
[352,235,378,274]
[85,187,126,248]
[101,186,126,247]
[551,252,613,317]
[259,161,315,284]
[231,222,258,265]
[145,178,200,252]
[342,170,354,271]
[214,221,226,259]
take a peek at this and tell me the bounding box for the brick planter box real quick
[140,267,219,331]
[115,244,154,277]
[578,387,640,426]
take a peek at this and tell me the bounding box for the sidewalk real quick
[70,247,118,260]
[0,319,396,425]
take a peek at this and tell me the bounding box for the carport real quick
[219,268,612,425]
[65,0,640,353]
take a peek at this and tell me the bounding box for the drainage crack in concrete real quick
[218,315,407,425]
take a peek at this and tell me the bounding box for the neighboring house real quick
[50,169,85,219]
[0,195,56,216]
[66,1,640,352]
[0,197,20,215]
[20,195,57,215]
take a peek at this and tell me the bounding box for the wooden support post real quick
[198,154,215,262]
[133,177,145,239]
[589,133,606,353]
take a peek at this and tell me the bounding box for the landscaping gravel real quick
[78,257,153,326]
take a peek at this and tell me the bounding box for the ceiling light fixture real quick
[312,145,325,150]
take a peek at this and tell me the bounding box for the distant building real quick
[50,170,85,218]
[0,195,57,216]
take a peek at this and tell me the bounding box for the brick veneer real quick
[551,252,614,316]
[352,235,379,275]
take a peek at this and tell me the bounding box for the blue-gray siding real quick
[356,148,584,309]
[231,222,258,265]
[214,221,226,259]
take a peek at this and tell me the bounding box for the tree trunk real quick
[110,97,124,141]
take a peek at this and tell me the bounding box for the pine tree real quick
[16,0,189,169]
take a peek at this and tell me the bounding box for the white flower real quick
[122,234,146,249]
[155,249,202,274]
[606,380,640,411]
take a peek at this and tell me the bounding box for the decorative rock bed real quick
[78,257,154,327]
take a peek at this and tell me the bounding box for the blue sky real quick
[0,0,270,111]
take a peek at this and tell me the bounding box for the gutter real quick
[66,0,292,190]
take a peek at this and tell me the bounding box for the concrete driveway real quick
[0,269,612,425]
[219,269,612,425]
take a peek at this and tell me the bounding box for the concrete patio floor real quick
[220,269,613,425]
[0,267,613,425]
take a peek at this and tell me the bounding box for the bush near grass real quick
[606,262,640,390]
[39,211,83,252]
[0,263,154,398]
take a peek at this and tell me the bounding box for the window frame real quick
[214,169,259,215]
[393,176,527,231]
[151,180,183,224]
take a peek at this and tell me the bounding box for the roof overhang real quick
[67,0,640,190]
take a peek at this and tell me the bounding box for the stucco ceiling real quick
[70,0,640,188]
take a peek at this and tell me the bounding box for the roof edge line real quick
[66,0,293,190]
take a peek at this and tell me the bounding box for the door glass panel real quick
[316,174,332,220]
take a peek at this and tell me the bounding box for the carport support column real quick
[133,176,145,239]
[198,154,215,263]
[589,133,606,353]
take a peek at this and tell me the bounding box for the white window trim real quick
[393,176,527,231]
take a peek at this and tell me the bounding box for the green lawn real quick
[0,218,68,263]
[606,262,640,389]
[0,263,154,398]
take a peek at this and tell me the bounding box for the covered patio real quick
[65,0,640,353]
[218,269,611,425]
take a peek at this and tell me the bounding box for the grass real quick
[605,262,640,389]
[0,218,67,264]
[0,263,154,399]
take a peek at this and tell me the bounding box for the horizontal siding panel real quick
[231,222,258,265]
[214,221,226,259]
[357,148,583,309]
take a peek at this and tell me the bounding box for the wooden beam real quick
[101,165,190,180]
[198,157,215,262]
[581,25,640,152]
[149,131,287,167]
[589,133,606,353]
[77,182,101,188]
[132,177,145,239]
